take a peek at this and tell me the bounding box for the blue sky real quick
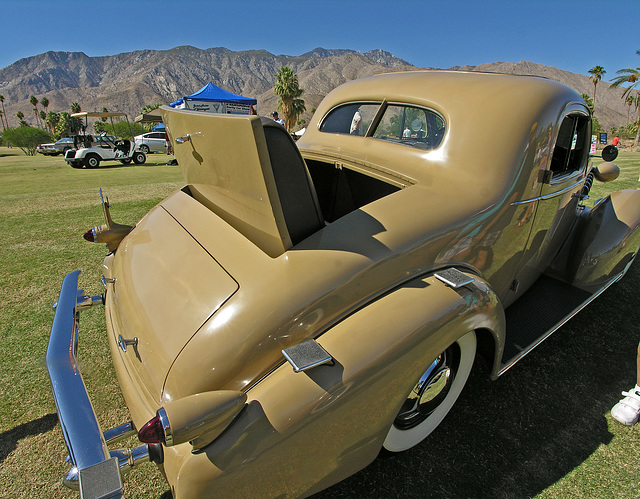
[1,0,638,81]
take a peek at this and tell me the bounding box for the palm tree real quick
[610,50,640,148]
[41,97,50,129]
[39,110,47,131]
[0,95,7,129]
[16,111,27,127]
[626,94,635,126]
[46,111,60,135]
[290,98,306,130]
[273,66,304,131]
[29,95,41,128]
[588,66,606,109]
[70,103,82,133]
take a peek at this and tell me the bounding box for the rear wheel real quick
[120,159,132,165]
[84,154,100,169]
[383,331,476,452]
[132,151,146,164]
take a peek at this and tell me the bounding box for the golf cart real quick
[65,112,146,168]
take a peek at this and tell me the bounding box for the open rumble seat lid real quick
[160,106,323,258]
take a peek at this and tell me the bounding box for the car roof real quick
[299,70,585,194]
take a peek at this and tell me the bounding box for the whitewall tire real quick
[383,330,476,452]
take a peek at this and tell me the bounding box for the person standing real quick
[350,107,362,135]
[611,341,640,425]
[271,112,284,126]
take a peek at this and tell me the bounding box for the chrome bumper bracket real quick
[79,457,122,499]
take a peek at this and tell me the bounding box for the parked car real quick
[64,112,146,168]
[36,137,75,156]
[47,71,640,497]
[134,131,167,154]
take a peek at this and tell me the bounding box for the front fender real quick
[163,270,505,498]
[568,189,640,290]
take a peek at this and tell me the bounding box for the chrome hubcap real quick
[394,345,460,430]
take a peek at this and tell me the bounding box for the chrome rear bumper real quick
[47,270,161,498]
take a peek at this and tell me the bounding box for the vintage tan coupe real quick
[47,71,640,498]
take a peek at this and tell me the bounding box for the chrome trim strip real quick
[510,179,583,206]
[497,273,623,377]
[46,270,123,498]
[158,408,173,446]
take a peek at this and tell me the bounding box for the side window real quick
[319,103,380,136]
[372,104,445,150]
[549,114,590,178]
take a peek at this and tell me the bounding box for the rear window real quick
[319,102,445,151]
[372,105,445,150]
[319,103,379,136]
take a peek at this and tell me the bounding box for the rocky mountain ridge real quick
[0,47,630,132]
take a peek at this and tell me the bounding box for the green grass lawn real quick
[1,147,640,498]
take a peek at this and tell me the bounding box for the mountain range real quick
[0,46,631,132]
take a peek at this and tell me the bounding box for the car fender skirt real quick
[162,270,505,498]
[568,189,640,290]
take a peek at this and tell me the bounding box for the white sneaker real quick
[611,388,640,426]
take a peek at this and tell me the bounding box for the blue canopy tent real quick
[170,83,257,114]
[152,123,165,131]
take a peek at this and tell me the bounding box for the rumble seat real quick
[260,117,324,245]
[161,106,324,257]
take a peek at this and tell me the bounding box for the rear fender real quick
[564,190,640,290]
[165,270,505,498]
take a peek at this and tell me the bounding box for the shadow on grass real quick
[0,413,58,463]
[316,260,640,498]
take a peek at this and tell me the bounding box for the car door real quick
[505,107,591,303]
[150,132,167,152]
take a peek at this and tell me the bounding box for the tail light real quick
[137,391,247,449]
[138,410,170,444]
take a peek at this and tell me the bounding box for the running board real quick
[498,274,614,376]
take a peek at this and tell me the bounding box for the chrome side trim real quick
[510,179,583,206]
[46,270,123,498]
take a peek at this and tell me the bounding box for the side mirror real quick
[602,145,619,162]
[593,162,620,183]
